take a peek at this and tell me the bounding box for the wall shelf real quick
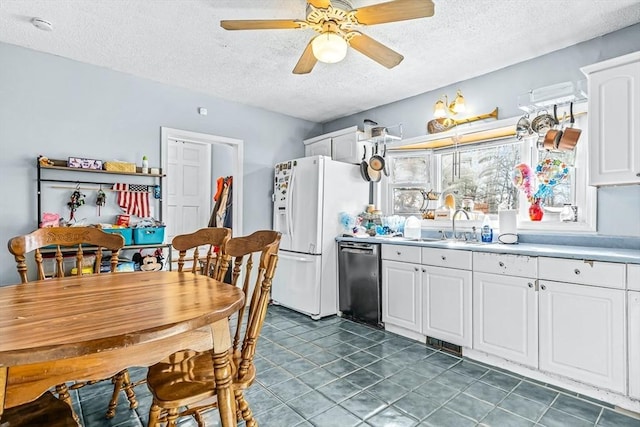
[517,80,588,114]
[41,158,164,177]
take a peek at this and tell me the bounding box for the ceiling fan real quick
[220,0,435,74]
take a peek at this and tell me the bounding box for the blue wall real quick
[323,24,640,241]
[0,42,320,284]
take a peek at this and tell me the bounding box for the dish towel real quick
[113,183,150,217]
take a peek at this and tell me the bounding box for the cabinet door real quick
[382,260,421,332]
[305,138,332,158]
[628,291,640,399]
[422,266,472,347]
[473,272,538,368]
[332,131,363,164]
[539,280,626,393]
[587,59,640,186]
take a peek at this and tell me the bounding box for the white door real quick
[629,291,640,399]
[161,128,244,270]
[382,260,422,333]
[422,266,472,347]
[166,139,211,244]
[538,280,626,393]
[473,272,538,368]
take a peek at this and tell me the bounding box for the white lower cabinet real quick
[422,265,472,348]
[382,259,422,333]
[473,272,538,368]
[628,291,640,399]
[538,280,626,394]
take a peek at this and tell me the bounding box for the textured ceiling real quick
[1,0,639,123]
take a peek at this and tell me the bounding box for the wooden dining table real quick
[0,270,245,426]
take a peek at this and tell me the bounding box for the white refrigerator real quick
[271,155,369,319]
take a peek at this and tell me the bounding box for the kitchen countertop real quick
[336,235,640,264]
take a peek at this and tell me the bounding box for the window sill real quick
[420,218,596,234]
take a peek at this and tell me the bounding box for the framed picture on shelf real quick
[68,157,103,170]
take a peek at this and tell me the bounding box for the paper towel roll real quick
[498,210,518,244]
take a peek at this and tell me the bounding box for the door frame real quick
[160,127,244,237]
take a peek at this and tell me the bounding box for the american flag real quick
[113,183,150,217]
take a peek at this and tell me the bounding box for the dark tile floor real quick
[71,305,640,427]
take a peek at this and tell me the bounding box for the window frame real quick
[383,112,596,233]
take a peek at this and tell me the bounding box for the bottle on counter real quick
[142,156,149,174]
[481,215,493,243]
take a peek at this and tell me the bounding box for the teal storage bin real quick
[103,227,133,246]
[133,226,165,245]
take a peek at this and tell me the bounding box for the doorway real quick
[160,127,244,262]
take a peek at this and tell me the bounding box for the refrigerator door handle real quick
[287,165,295,238]
[279,253,314,262]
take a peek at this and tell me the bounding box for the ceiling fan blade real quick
[307,0,332,8]
[349,33,403,68]
[353,0,434,25]
[293,40,318,74]
[220,20,303,30]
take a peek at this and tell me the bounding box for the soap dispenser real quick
[481,216,493,243]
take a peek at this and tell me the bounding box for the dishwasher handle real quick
[341,247,374,255]
[339,242,378,255]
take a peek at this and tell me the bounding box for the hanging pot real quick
[531,109,556,136]
[515,113,533,140]
[367,165,382,182]
[382,144,389,177]
[557,102,582,151]
[542,105,563,150]
[369,143,385,171]
[359,145,371,182]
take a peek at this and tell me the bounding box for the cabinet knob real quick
[441,255,446,260]
[397,251,402,256]
[540,284,547,290]
[414,267,419,272]
[574,269,581,275]
[422,268,427,273]
[636,172,640,177]
[528,282,534,288]
[498,261,505,267]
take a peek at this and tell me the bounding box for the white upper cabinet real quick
[304,137,332,157]
[303,126,365,164]
[581,51,640,186]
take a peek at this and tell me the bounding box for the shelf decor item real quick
[68,157,103,170]
[104,161,136,173]
[529,198,544,221]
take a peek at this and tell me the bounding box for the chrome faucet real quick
[452,208,470,240]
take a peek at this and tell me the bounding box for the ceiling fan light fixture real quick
[311,31,348,63]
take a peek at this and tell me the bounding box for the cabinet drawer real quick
[629,264,640,291]
[473,252,537,277]
[422,248,472,270]
[538,257,625,289]
[382,244,421,263]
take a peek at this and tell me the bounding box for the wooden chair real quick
[172,227,232,276]
[0,391,77,427]
[146,230,281,427]
[6,226,136,420]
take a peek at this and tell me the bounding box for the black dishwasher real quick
[338,241,382,328]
